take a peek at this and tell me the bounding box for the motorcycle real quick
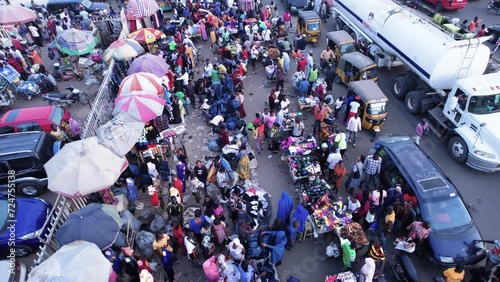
[319,58,335,74]
[487,0,500,15]
[42,86,90,107]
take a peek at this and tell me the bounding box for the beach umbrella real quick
[44,137,129,198]
[126,0,160,20]
[127,28,164,44]
[27,241,112,282]
[96,111,146,157]
[113,91,165,122]
[53,29,99,56]
[55,203,122,250]
[127,53,170,77]
[103,38,144,63]
[0,5,37,25]
[118,72,163,96]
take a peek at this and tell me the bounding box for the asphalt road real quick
[10,1,500,281]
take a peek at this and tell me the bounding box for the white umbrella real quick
[96,111,145,157]
[28,241,112,282]
[44,137,129,198]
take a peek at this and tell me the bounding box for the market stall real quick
[309,192,352,235]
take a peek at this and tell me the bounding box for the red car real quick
[0,106,70,135]
[424,0,467,11]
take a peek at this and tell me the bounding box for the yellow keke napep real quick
[335,51,378,85]
[326,30,356,60]
[296,10,322,46]
[348,80,388,134]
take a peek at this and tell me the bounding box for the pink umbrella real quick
[118,72,163,96]
[0,5,37,25]
[113,91,165,122]
[126,0,160,20]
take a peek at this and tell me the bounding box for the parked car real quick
[423,0,467,11]
[372,135,486,267]
[486,24,500,43]
[0,105,70,135]
[0,259,27,282]
[0,194,52,257]
[0,132,64,197]
[46,0,110,15]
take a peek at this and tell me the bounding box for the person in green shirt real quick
[211,65,221,99]
[308,65,319,95]
[168,40,177,51]
[341,238,356,271]
[175,91,185,104]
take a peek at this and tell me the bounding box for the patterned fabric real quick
[407,221,431,241]
[364,155,382,175]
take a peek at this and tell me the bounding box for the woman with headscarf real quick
[292,205,309,233]
[276,192,293,225]
[261,230,287,280]
[359,257,376,282]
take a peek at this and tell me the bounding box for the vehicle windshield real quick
[81,0,93,9]
[367,102,387,115]
[421,195,472,232]
[0,200,10,233]
[361,68,378,80]
[307,21,320,32]
[468,94,500,114]
[50,107,64,125]
[339,43,356,54]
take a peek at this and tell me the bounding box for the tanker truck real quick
[332,0,500,172]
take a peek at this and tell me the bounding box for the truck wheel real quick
[448,136,468,163]
[405,91,423,115]
[335,19,344,31]
[392,76,410,99]
[334,75,342,84]
[435,2,443,12]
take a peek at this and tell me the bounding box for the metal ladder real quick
[457,39,480,79]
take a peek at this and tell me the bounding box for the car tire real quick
[17,182,44,197]
[488,33,498,43]
[448,136,468,163]
[8,245,32,257]
[435,2,443,12]
[405,91,424,115]
[334,75,342,84]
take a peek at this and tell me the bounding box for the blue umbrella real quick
[55,203,121,250]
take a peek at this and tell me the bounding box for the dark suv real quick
[372,136,486,267]
[0,132,64,197]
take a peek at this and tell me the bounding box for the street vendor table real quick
[312,197,351,234]
[288,155,315,183]
[281,136,318,159]
[298,96,320,110]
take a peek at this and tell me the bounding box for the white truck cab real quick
[430,73,500,172]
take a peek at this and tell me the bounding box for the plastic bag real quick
[149,214,166,232]
[135,231,155,257]
[121,210,141,233]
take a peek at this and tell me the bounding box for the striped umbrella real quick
[127,28,164,44]
[113,91,165,122]
[126,0,160,20]
[103,39,144,63]
[118,72,163,96]
[53,29,99,56]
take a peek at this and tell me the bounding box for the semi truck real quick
[332,0,500,172]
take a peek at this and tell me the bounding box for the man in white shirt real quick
[28,24,43,47]
[203,59,213,78]
[347,96,361,123]
[306,160,322,182]
[263,28,271,46]
[345,195,361,214]
[346,113,362,147]
[327,146,342,182]
[209,115,224,133]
